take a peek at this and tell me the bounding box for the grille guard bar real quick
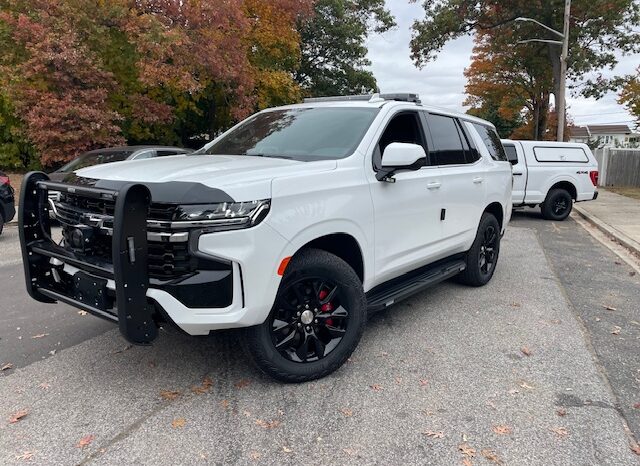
[19,171,159,344]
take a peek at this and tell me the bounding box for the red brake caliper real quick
[318,289,333,326]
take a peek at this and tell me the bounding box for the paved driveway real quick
[0,227,638,465]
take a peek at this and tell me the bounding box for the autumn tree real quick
[296,0,395,97]
[411,0,640,139]
[618,67,640,125]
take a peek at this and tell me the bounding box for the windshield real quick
[199,107,379,161]
[58,150,134,172]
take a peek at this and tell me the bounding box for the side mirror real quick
[377,143,426,182]
[381,143,426,168]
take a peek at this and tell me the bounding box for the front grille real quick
[56,193,191,280]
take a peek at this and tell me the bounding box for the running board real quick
[366,258,466,312]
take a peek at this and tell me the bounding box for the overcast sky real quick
[366,1,639,128]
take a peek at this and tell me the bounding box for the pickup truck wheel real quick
[243,248,366,383]
[457,213,500,287]
[541,189,572,220]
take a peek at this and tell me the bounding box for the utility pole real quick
[515,0,571,141]
[556,0,571,142]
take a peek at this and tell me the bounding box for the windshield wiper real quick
[243,153,293,160]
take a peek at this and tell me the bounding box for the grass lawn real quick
[605,186,640,201]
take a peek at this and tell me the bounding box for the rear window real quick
[472,123,507,161]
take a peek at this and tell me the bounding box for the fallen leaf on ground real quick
[510,302,521,308]
[249,451,261,460]
[1,363,13,371]
[603,305,617,311]
[282,446,293,453]
[159,390,181,401]
[492,425,511,435]
[76,434,94,448]
[481,449,503,464]
[370,384,383,391]
[112,344,132,354]
[9,409,28,423]
[423,430,444,439]
[520,347,533,357]
[255,419,280,429]
[77,310,88,316]
[395,377,402,384]
[556,408,567,416]
[220,399,230,408]
[380,351,389,357]
[191,376,214,394]
[518,380,535,390]
[30,333,48,339]
[339,408,353,417]
[234,379,251,389]
[458,443,476,457]
[633,403,640,409]
[38,383,50,390]
[15,451,34,461]
[550,427,568,438]
[611,326,622,335]
[462,459,472,466]
[631,443,640,455]
[343,448,358,456]
[419,379,429,386]
[171,418,186,429]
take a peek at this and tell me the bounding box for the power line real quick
[571,111,630,117]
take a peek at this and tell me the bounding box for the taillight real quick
[0,175,10,186]
[589,171,599,186]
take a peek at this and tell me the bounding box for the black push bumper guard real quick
[19,172,159,344]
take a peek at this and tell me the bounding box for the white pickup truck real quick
[501,140,599,220]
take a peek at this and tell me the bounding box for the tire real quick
[0,212,4,236]
[541,188,573,221]
[457,212,501,287]
[243,248,367,383]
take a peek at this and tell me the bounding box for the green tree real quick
[296,0,395,97]
[411,0,640,136]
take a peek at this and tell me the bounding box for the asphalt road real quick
[0,226,113,370]
[0,218,639,465]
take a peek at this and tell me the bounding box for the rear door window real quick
[425,114,466,165]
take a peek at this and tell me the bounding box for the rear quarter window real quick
[472,123,507,161]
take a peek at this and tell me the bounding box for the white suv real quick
[19,93,512,382]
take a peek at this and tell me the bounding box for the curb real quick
[573,204,640,257]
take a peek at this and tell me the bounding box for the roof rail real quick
[303,95,372,103]
[303,93,421,104]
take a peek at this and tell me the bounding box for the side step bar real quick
[366,258,466,312]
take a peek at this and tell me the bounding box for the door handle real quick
[473,177,484,184]
[427,182,441,190]
[512,172,523,176]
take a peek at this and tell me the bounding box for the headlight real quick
[148,199,271,231]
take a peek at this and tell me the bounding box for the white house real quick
[568,124,640,147]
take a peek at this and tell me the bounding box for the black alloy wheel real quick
[541,188,573,221]
[478,223,498,277]
[270,278,348,363]
[243,248,366,383]
[457,212,501,287]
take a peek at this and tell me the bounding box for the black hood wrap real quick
[60,173,235,204]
